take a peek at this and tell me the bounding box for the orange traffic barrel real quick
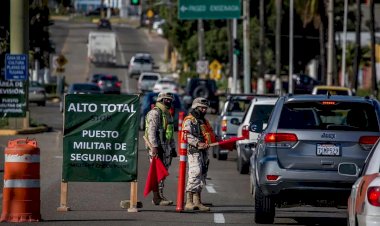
[0,139,41,222]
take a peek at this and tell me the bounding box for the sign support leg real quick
[128,181,138,212]
[57,182,70,211]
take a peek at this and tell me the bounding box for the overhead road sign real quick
[5,54,28,81]
[178,0,241,20]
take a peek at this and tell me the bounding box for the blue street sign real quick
[5,54,28,81]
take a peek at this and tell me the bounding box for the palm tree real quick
[294,0,327,84]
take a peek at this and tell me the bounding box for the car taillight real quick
[221,119,227,132]
[242,125,249,139]
[367,186,380,207]
[266,175,279,181]
[359,136,379,151]
[116,81,121,87]
[264,133,298,148]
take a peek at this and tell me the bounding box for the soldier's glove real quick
[150,147,158,157]
[197,142,209,150]
[170,148,178,158]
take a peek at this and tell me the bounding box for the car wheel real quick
[212,146,217,158]
[140,117,145,131]
[192,85,210,99]
[237,154,249,174]
[254,184,275,224]
[217,151,227,161]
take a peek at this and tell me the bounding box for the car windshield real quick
[142,75,159,80]
[100,76,118,81]
[227,99,252,113]
[249,105,275,124]
[72,84,100,91]
[134,58,152,64]
[278,101,379,131]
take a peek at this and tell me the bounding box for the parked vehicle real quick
[250,94,380,224]
[97,74,121,94]
[28,81,46,106]
[87,31,117,66]
[137,72,161,93]
[235,96,278,174]
[183,78,219,113]
[140,92,187,131]
[153,77,179,94]
[338,140,380,226]
[128,53,154,78]
[312,85,353,96]
[212,94,256,160]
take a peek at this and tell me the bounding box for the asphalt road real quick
[0,19,349,225]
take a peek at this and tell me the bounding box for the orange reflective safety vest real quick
[183,114,217,144]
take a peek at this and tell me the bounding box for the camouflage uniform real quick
[183,117,209,193]
[145,103,175,167]
[145,93,175,205]
[183,97,216,211]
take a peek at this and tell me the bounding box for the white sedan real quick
[152,78,179,94]
[338,138,380,226]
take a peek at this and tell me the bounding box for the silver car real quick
[250,94,380,224]
[29,81,46,106]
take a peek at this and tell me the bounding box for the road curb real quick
[0,126,49,136]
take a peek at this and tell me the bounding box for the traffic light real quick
[130,0,140,5]
[233,39,241,56]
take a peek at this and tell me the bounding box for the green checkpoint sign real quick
[63,94,139,182]
[178,0,241,20]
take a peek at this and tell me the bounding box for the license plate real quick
[316,144,341,156]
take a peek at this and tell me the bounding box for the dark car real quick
[67,83,101,94]
[97,74,121,94]
[249,94,380,224]
[89,73,105,83]
[267,74,319,94]
[183,78,219,113]
[60,83,101,112]
[140,92,187,131]
[97,18,112,30]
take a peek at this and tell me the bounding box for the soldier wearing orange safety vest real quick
[182,97,218,211]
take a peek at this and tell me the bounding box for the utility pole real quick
[232,19,238,93]
[257,0,265,94]
[10,0,29,129]
[327,0,334,86]
[275,0,281,93]
[289,0,293,94]
[243,0,251,94]
[341,0,348,87]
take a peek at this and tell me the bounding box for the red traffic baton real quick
[176,130,188,212]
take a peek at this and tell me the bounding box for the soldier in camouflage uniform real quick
[145,92,177,206]
[182,97,217,211]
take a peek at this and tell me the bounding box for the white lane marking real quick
[206,185,216,193]
[214,213,225,224]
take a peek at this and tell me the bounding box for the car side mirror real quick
[338,163,359,177]
[230,118,240,125]
[249,120,263,133]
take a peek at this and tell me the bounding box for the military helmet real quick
[191,97,210,109]
[156,92,174,102]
